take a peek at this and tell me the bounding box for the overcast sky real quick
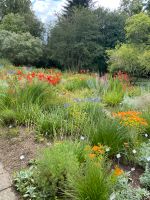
[31,0,121,23]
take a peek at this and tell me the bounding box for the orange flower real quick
[89,153,96,159]
[114,166,124,176]
[98,149,105,154]
[92,146,100,152]
[113,111,148,127]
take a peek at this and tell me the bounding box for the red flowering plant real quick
[16,69,62,86]
[114,71,131,91]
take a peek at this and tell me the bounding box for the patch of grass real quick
[85,111,136,157]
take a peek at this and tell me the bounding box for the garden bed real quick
[0,67,150,200]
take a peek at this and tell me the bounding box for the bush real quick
[127,86,141,97]
[15,82,56,108]
[69,159,113,200]
[35,112,62,139]
[103,91,124,106]
[142,108,150,136]
[14,141,82,199]
[64,75,89,91]
[114,173,150,200]
[34,141,81,199]
[136,140,150,168]
[140,165,150,189]
[86,111,133,156]
[0,30,43,64]
[102,76,124,106]
[0,58,12,67]
[16,104,42,126]
[0,109,17,126]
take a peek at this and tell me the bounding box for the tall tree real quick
[120,0,143,16]
[48,8,102,71]
[0,0,31,19]
[144,0,150,12]
[64,0,92,15]
[0,13,44,38]
[48,7,126,72]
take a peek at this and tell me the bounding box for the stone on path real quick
[0,173,11,191]
[0,162,17,200]
[0,188,17,200]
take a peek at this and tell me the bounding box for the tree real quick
[23,13,44,38]
[108,13,150,77]
[47,7,126,72]
[95,8,126,48]
[64,0,92,15]
[143,0,150,12]
[48,8,102,71]
[0,30,43,64]
[0,13,29,33]
[120,0,143,16]
[0,0,31,19]
[125,12,150,44]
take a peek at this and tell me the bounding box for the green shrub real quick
[140,165,150,189]
[14,167,40,199]
[64,76,89,91]
[15,82,56,108]
[69,159,113,200]
[102,76,124,106]
[35,141,80,199]
[35,111,63,139]
[127,86,141,97]
[142,108,150,136]
[136,140,150,168]
[16,104,42,126]
[114,173,150,200]
[14,141,82,199]
[0,109,17,126]
[103,91,124,106]
[86,112,132,156]
[0,58,12,67]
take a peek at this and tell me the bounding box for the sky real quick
[31,0,121,23]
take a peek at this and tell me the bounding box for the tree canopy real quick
[48,7,126,72]
[108,13,150,77]
[64,0,92,15]
[0,0,31,19]
[0,30,43,64]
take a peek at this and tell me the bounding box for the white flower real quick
[116,153,121,159]
[106,147,110,152]
[145,134,148,138]
[9,125,12,129]
[146,157,150,162]
[131,167,135,171]
[20,155,25,160]
[47,142,51,146]
[80,136,85,141]
[110,193,116,200]
[132,149,137,154]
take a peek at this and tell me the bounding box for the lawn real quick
[0,66,150,200]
